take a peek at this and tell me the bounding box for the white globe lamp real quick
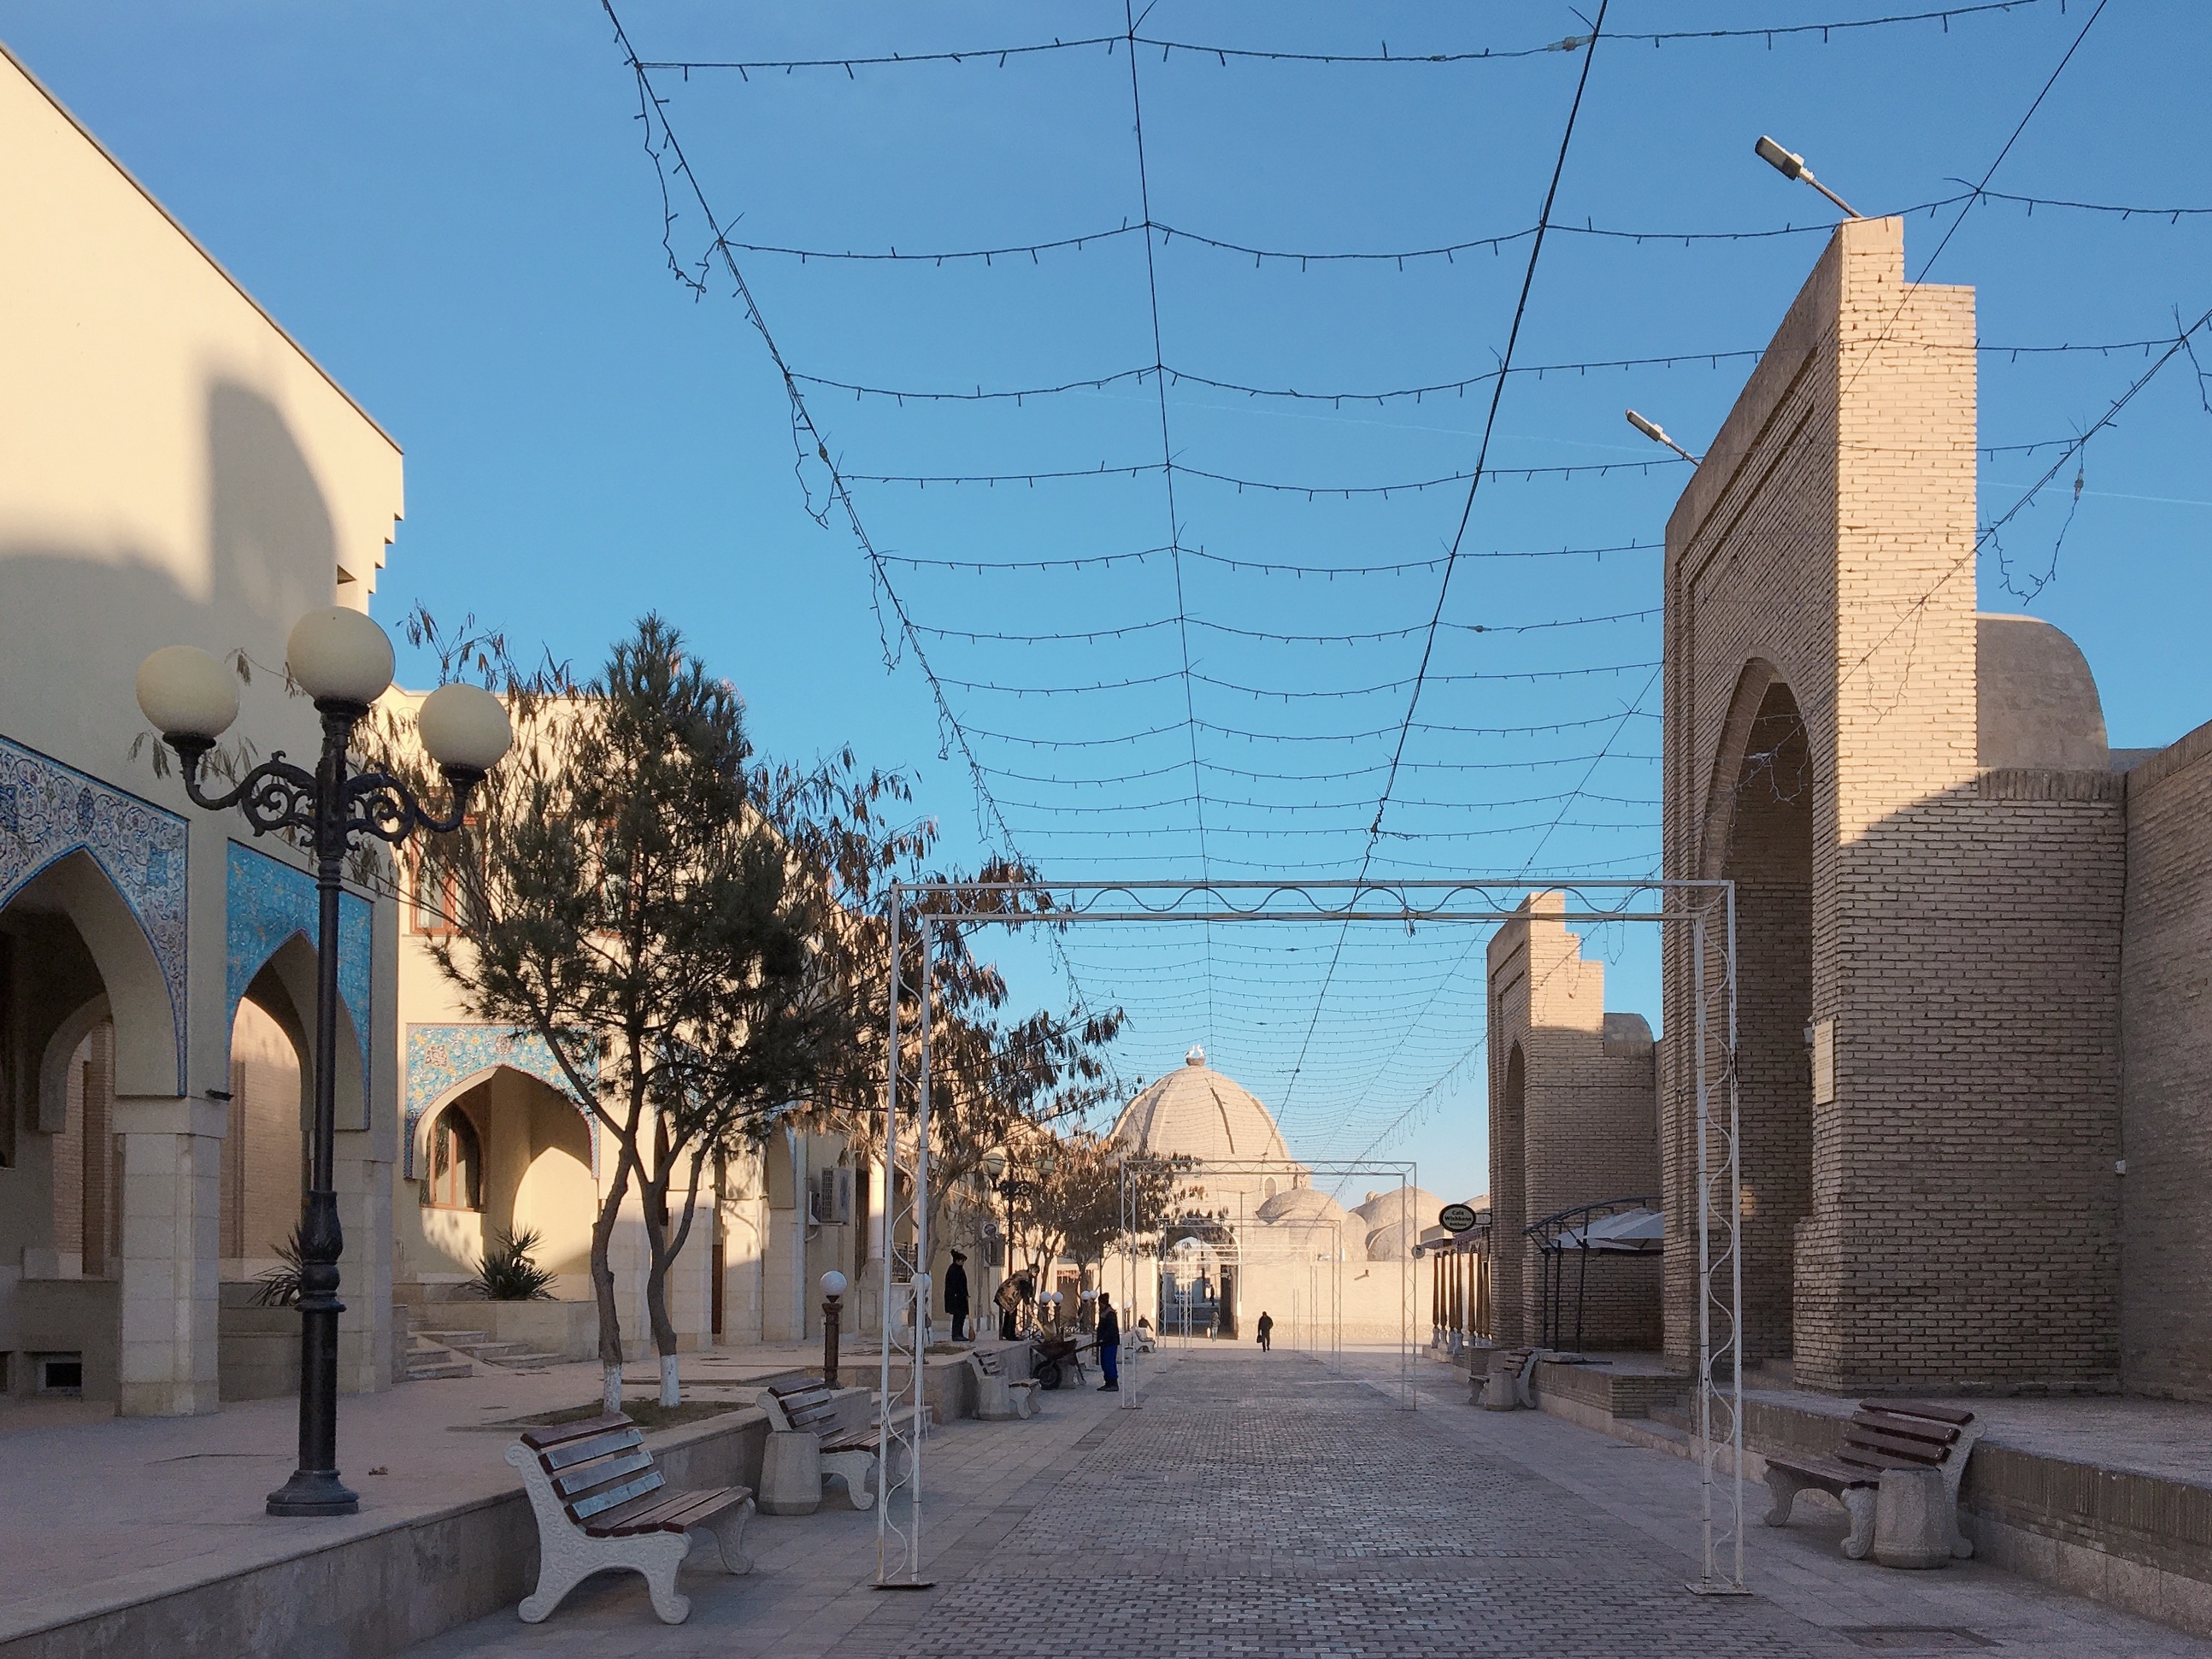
[820,1270,849,1297]
[285,607,394,708]
[135,646,238,742]
[416,682,512,775]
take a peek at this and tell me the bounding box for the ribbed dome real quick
[1109,1046,1292,1167]
[1255,1185,1350,1227]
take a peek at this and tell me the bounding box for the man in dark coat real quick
[1096,1291,1121,1391]
[944,1250,971,1342]
[1256,1310,1274,1353]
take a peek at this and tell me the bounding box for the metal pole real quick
[874,889,901,1580]
[1691,913,1715,1589]
[1726,885,1747,1591]
[266,703,360,1518]
[907,916,933,1583]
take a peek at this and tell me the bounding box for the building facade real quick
[0,44,404,1414]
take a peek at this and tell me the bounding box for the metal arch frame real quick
[872,876,1744,1597]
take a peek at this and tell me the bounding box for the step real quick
[406,1360,474,1381]
[418,1330,492,1346]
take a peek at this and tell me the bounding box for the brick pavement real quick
[406,1349,2212,1657]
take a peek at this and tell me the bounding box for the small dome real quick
[1349,1185,1444,1234]
[1256,1186,1350,1227]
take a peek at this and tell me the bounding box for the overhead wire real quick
[1277,0,1614,1133]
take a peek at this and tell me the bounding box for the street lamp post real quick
[136,608,510,1517]
[821,1270,848,1388]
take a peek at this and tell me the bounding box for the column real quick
[333,1133,391,1394]
[114,1095,224,1416]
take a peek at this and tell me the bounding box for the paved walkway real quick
[0,1345,811,1639]
[407,1348,2212,1657]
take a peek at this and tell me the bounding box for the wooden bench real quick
[762,1380,878,1510]
[968,1345,1043,1421]
[504,1414,754,1625]
[1762,1400,1983,1561]
[1474,1347,1543,1409]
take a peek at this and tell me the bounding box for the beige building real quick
[1499,215,2212,1401]
[0,44,404,1414]
[1103,1048,1435,1348]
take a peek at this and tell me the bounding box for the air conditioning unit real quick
[810,1166,853,1226]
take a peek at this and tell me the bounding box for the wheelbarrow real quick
[1031,1334,1090,1390]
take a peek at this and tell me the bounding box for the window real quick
[409,849,460,935]
[427,1110,483,1210]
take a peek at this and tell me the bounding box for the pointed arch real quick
[0,738,189,1092]
[1697,657,1785,882]
[403,1027,597,1178]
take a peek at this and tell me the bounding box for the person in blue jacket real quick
[1096,1291,1121,1391]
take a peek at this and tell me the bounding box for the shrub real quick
[474,1227,558,1301]
[250,1230,305,1308]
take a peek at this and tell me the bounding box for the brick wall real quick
[1662,218,2123,1390]
[2120,721,2212,1399]
[1487,895,1661,1350]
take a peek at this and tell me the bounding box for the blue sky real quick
[9,2,2207,1207]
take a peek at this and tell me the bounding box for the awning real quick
[1556,1207,1663,1252]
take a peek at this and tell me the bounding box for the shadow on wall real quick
[0,376,342,780]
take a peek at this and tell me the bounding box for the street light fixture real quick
[136,608,510,1516]
[1754,134,1861,220]
[1625,409,1702,467]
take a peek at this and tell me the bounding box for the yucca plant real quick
[249,1230,305,1308]
[474,1227,557,1301]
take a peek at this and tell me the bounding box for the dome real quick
[1256,1186,1350,1227]
[1365,1220,1420,1262]
[1349,1185,1444,1234]
[1109,1046,1292,1168]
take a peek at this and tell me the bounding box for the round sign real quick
[1439,1203,1480,1234]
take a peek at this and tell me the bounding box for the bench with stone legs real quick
[1761,1400,1982,1562]
[762,1380,878,1510]
[968,1345,1043,1421]
[505,1414,754,1625]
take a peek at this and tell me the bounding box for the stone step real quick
[406,1359,474,1381]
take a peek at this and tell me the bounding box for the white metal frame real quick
[871,877,1743,1595]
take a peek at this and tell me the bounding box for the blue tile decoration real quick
[224,841,374,1088]
[0,735,189,1088]
[405,1023,597,1177]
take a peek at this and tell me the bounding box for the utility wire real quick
[639,3,2048,76]
[1278,0,1613,1133]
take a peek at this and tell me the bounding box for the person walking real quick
[1256,1310,1274,1353]
[1096,1291,1121,1391]
[945,1250,971,1343]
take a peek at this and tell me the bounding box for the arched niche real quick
[5,847,179,1098]
[404,1034,597,1181]
[1703,661,1815,1363]
[235,932,367,1134]
[224,842,373,1112]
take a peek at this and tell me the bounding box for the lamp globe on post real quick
[134,645,238,753]
[136,609,503,1520]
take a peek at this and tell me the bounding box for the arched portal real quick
[221,985,305,1274]
[1711,675,1814,1363]
[404,1066,596,1296]
[0,846,185,1407]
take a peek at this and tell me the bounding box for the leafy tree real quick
[387,613,900,1409]
[1010,1132,1191,1302]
